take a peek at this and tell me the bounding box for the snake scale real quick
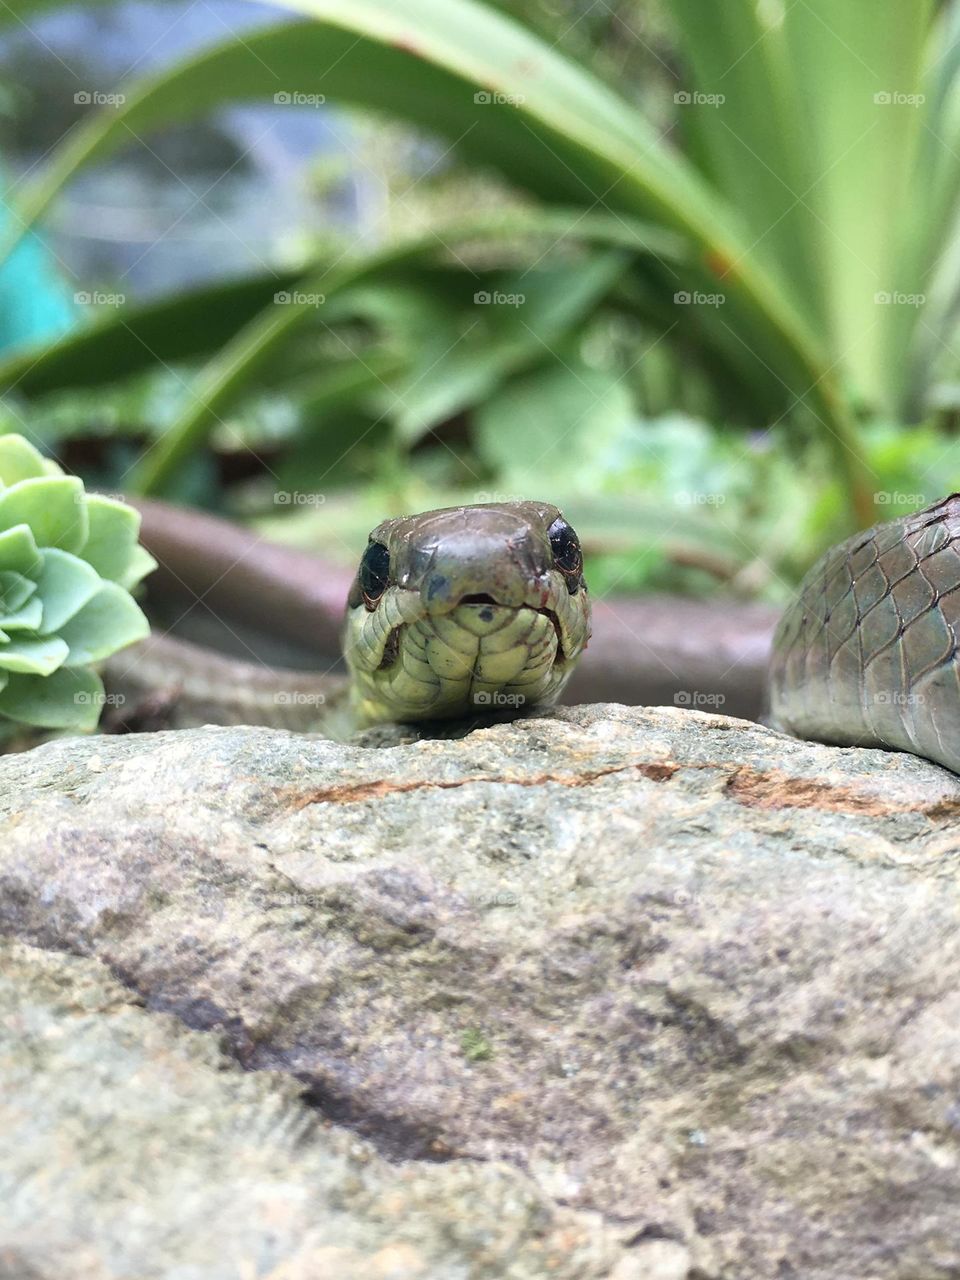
[769,493,960,774]
[107,494,960,775]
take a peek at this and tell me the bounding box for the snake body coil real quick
[115,493,960,775]
[770,494,960,774]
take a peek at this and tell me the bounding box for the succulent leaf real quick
[1,598,43,632]
[0,433,51,486]
[33,549,102,635]
[81,495,153,584]
[0,477,88,554]
[0,524,43,576]
[0,570,36,616]
[118,543,158,592]
[0,667,105,731]
[58,583,150,666]
[0,634,70,675]
[0,434,153,732]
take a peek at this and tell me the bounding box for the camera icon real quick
[74,90,91,105]
[275,491,292,504]
[274,291,291,305]
[674,690,691,705]
[275,691,291,704]
[874,291,891,305]
[274,91,291,105]
[474,291,491,305]
[474,691,492,704]
[874,91,892,105]
[674,91,692,105]
[474,91,492,104]
[674,291,691,304]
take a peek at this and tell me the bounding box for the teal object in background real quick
[0,201,73,353]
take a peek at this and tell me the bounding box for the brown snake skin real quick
[770,494,960,773]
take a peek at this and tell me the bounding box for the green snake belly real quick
[769,495,960,773]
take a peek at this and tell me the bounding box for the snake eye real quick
[548,518,582,576]
[359,541,390,607]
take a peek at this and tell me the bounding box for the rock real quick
[2,702,960,1278]
[0,940,621,1279]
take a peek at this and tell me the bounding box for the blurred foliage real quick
[2,0,960,600]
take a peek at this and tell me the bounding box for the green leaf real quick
[0,571,36,616]
[476,355,634,476]
[0,268,307,398]
[57,583,150,666]
[4,9,717,253]
[3,0,881,520]
[126,210,689,493]
[394,252,628,443]
[667,0,820,326]
[33,548,103,635]
[116,544,158,592]
[0,524,42,576]
[0,597,43,632]
[3,3,871,519]
[0,522,42,578]
[783,0,933,408]
[0,634,70,675]
[0,667,105,731]
[0,477,88,554]
[0,570,34,611]
[80,495,145,583]
[0,433,56,485]
[0,0,114,20]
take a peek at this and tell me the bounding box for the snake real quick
[106,500,593,735]
[105,494,960,775]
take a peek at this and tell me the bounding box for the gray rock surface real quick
[3,702,960,1278]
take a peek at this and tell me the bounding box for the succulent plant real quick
[0,433,155,732]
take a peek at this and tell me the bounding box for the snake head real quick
[343,501,591,724]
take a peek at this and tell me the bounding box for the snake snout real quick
[418,569,540,614]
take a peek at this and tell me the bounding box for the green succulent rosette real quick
[0,433,155,731]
